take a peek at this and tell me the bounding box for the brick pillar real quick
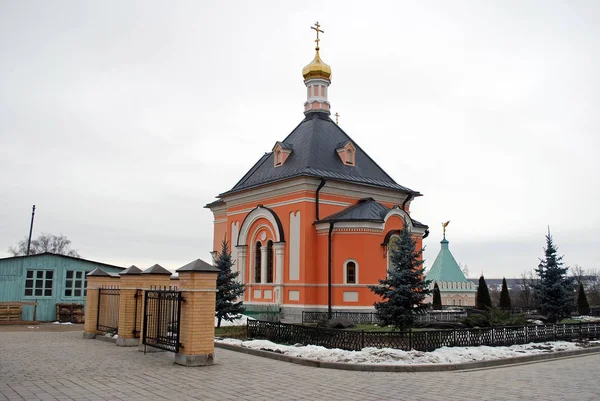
[116,265,143,346]
[136,264,174,352]
[175,259,219,367]
[83,268,120,339]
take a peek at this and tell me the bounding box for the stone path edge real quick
[214,342,600,372]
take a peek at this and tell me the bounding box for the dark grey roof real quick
[274,141,293,150]
[319,198,429,229]
[87,267,111,277]
[142,264,172,275]
[205,199,225,208]
[320,198,389,222]
[221,112,420,196]
[120,265,142,275]
[177,259,219,273]
[411,218,428,228]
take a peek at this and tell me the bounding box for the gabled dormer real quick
[336,140,356,166]
[272,141,293,167]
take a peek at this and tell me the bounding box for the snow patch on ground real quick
[570,315,600,322]
[215,314,255,327]
[52,321,73,325]
[216,338,583,365]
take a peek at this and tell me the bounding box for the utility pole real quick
[26,205,36,255]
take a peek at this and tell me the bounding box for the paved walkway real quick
[1,330,599,401]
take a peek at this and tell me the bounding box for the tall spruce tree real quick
[368,219,431,330]
[432,282,442,310]
[577,282,590,316]
[534,231,575,322]
[476,275,492,310]
[499,277,511,310]
[215,239,246,328]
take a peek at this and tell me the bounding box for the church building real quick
[206,23,429,321]
[425,225,476,307]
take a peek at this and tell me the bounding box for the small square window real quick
[44,289,52,296]
[65,289,72,297]
[36,271,44,279]
[46,271,53,280]
[74,289,81,297]
[25,288,33,296]
[25,279,33,288]
[66,271,73,279]
[35,288,43,296]
[27,271,34,279]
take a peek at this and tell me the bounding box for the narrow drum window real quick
[266,240,274,283]
[254,241,262,283]
[346,262,356,284]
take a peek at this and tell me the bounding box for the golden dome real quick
[302,50,332,81]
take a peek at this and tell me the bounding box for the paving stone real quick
[1,331,600,400]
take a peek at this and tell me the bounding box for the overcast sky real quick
[1,1,598,278]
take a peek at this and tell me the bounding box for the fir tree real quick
[534,231,575,322]
[215,240,246,328]
[368,219,431,330]
[476,275,492,310]
[432,282,442,310]
[577,282,590,316]
[499,277,511,310]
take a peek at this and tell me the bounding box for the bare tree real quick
[8,233,81,257]
[571,264,586,285]
[518,271,536,309]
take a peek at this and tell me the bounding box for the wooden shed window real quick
[25,270,53,297]
[65,270,87,297]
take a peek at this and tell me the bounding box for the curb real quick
[214,342,600,372]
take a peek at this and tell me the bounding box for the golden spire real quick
[302,21,332,81]
[335,112,339,124]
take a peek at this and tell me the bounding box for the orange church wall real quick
[212,220,227,253]
[212,181,426,310]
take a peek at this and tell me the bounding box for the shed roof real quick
[0,252,126,270]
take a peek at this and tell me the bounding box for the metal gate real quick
[97,287,120,333]
[142,288,183,353]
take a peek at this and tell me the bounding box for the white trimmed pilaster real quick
[236,245,247,285]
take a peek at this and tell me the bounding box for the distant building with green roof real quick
[425,233,476,307]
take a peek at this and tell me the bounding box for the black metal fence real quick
[302,311,381,324]
[133,289,142,338]
[142,288,183,353]
[302,310,468,324]
[97,287,120,332]
[248,320,600,352]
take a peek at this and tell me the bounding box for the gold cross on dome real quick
[335,112,339,125]
[311,21,324,50]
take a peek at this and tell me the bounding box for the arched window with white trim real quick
[254,241,261,283]
[344,260,358,284]
[387,235,400,272]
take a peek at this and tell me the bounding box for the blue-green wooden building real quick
[0,253,124,321]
